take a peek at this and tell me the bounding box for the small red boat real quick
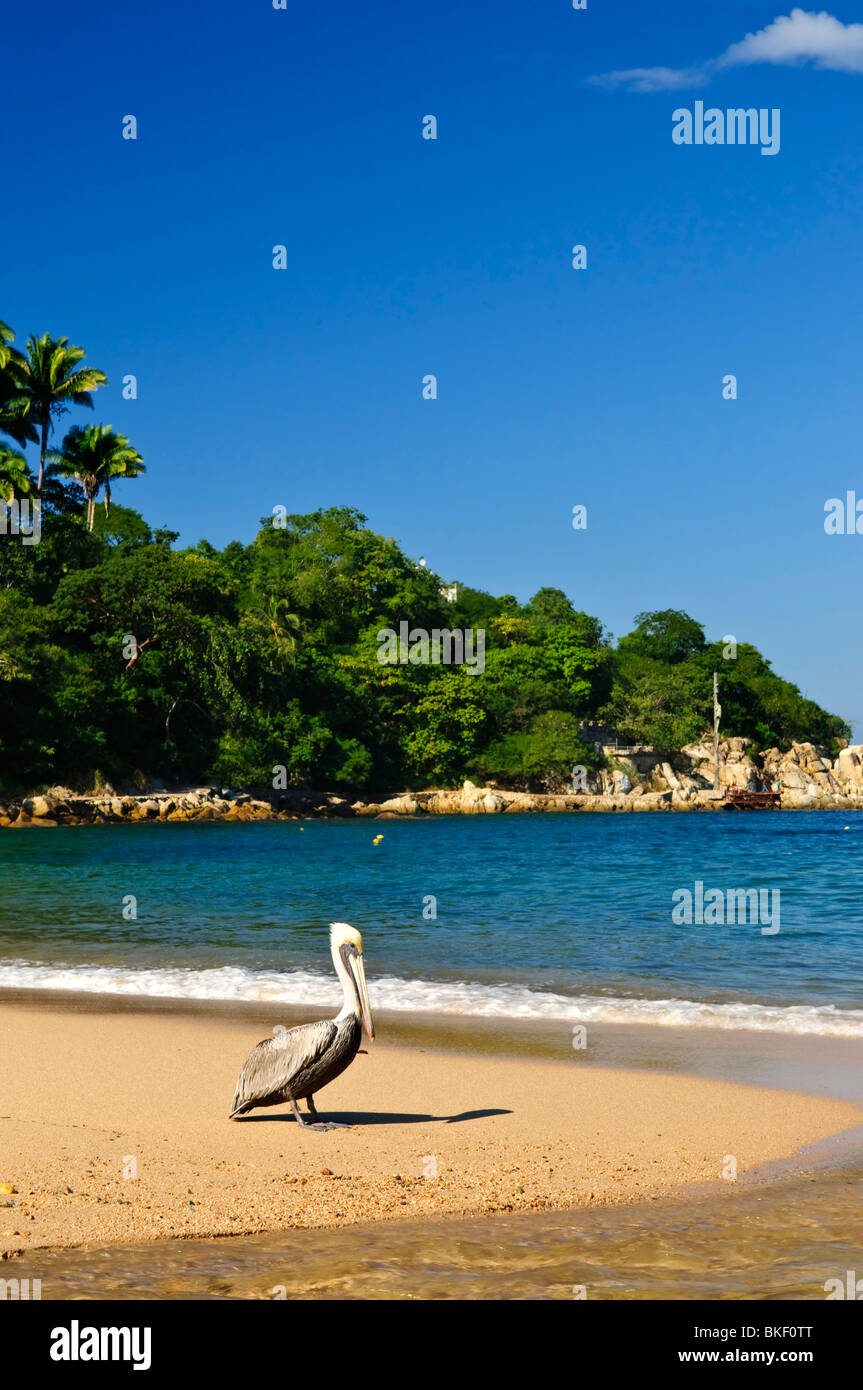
[722,789,781,809]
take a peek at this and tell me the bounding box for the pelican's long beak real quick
[349,951,375,1041]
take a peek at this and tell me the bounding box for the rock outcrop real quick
[668,738,863,810]
[3,744,863,829]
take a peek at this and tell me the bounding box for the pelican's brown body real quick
[229,1015,361,1117]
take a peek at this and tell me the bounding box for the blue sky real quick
[3,1,862,735]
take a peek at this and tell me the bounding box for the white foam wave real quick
[0,959,861,1037]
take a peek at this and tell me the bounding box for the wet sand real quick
[17,1158,863,1300]
[0,998,860,1257]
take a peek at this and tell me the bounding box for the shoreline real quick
[2,784,862,829]
[4,738,863,826]
[5,756,861,828]
[3,795,856,822]
[0,793,740,826]
[3,986,863,1101]
[1,996,860,1258]
[17,1153,862,1300]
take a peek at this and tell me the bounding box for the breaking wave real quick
[1,959,862,1037]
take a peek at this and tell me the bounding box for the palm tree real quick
[22,333,107,489]
[0,320,16,370]
[47,424,145,531]
[264,596,302,662]
[0,445,34,501]
[0,321,37,450]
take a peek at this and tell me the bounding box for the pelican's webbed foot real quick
[296,1098,352,1131]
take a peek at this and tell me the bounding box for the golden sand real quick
[0,1003,859,1254]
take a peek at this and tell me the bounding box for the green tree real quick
[89,503,154,549]
[248,506,446,645]
[698,643,849,752]
[401,670,489,784]
[601,659,709,750]
[0,320,37,449]
[255,596,302,662]
[0,445,34,500]
[474,710,596,791]
[617,609,706,665]
[0,320,16,369]
[21,333,107,489]
[525,587,582,630]
[48,424,145,530]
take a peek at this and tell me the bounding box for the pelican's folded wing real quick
[229,1020,337,1116]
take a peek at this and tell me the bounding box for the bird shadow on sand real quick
[233,1107,511,1126]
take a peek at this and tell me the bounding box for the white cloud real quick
[592,66,708,94]
[719,8,863,72]
[592,8,863,92]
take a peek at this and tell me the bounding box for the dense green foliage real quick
[0,507,849,797]
[0,320,848,796]
[601,609,848,755]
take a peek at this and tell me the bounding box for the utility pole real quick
[713,670,721,791]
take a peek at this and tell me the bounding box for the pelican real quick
[229,922,374,1129]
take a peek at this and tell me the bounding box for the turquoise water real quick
[0,812,861,1034]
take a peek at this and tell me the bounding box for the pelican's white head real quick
[330,922,374,1040]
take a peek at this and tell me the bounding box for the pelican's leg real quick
[290,1099,316,1127]
[290,1097,340,1131]
[305,1095,350,1131]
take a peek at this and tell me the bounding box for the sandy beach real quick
[1,999,859,1257]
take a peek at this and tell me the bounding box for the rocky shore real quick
[2,739,862,827]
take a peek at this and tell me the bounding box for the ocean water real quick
[0,811,861,1036]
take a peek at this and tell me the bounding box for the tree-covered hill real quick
[0,498,849,797]
[0,316,848,796]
